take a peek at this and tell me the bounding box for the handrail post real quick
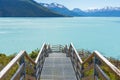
[68,44,72,57]
[94,55,98,80]
[64,45,68,56]
[58,45,60,52]
[19,55,26,80]
[44,44,49,57]
[81,64,84,78]
[47,44,52,53]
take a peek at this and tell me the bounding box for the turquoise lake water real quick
[0,17,120,59]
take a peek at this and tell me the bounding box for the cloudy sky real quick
[34,0,120,10]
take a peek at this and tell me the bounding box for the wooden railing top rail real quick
[25,51,36,65]
[82,53,94,65]
[0,51,27,79]
[70,43,83,64]
[94,51,120,77]
[0,43,46,79]
[70,43,120,78]
[35,43,46,63]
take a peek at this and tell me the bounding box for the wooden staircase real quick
[0,43,120,80]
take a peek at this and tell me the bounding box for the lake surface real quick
[0,17,120,59]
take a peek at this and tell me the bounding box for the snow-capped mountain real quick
[40,2,120,17]
[86,7,120,12]
[75,7,120,16]
[40,3,66,9]
[85,7,120,16]
[40,3,81,16]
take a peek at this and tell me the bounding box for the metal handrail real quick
[0,43,46,80]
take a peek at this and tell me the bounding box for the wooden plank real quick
[82,63,94,73]
[83,53,94,65]
[20,75,25,80]
[82,75,94,80]
[95,64,110,80]
[25,52,36,65]
[94,51,120,77]
[94,76,99,80]
[11,63,24,80]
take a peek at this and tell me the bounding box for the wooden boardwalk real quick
[40,53,77,80]
[0,43,120,80]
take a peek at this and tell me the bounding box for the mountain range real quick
[84,7,120,17]
[40,3,81,16]
[0,0,63,17]
[40,3,120,17]
[0,0,120,17]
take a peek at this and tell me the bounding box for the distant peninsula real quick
[0,0,63,17]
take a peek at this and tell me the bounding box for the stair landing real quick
[40,53,77,80]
